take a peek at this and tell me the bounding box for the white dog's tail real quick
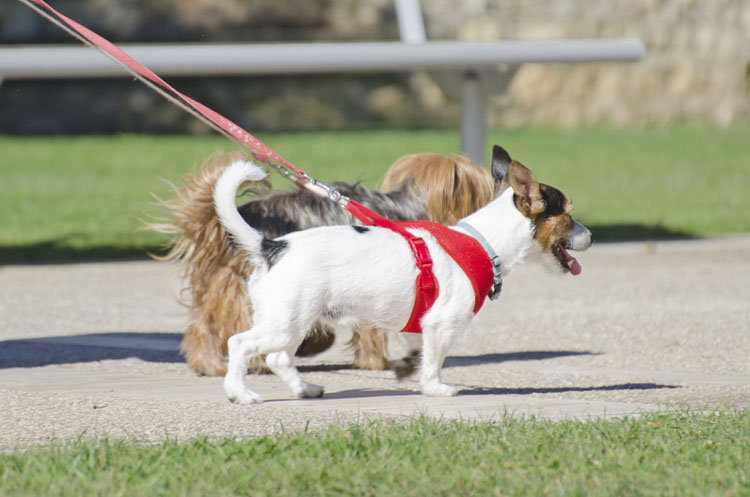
[213,160,268,259]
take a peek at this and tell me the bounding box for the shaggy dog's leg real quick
[181,264,253,376]
[392,332,421,380]
[294,324,337,357]
[349,325,390,370]
[181,317,228,377]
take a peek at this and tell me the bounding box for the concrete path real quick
[1,236,749,449]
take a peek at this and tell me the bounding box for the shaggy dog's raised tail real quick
[147,152,261,376]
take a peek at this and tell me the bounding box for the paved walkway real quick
[1,236,749,449]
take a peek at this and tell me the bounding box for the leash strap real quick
[17,0,333,197]
[21,0,439,333]
[456,221,503,299]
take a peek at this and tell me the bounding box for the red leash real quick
[20,0,456,332]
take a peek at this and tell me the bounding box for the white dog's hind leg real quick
[224,325,300,404]
[223,330,265,404]
[266,347,324,399]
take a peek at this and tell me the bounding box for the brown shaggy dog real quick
[150,152,494,376]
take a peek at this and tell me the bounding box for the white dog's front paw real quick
[297,382,325,399]
[227,389,263,405]
[224,380,263,405]
[422,381,459,397]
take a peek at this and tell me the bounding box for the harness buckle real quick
[488,257,503,300]
[409,237,435,290]
[488,280,503,300]
[410,237,433,268]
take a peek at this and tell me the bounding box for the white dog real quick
[214,145,592,404]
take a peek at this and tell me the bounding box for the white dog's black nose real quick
[569,221,593,251]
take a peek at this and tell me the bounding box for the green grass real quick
[489,126,750,239]
[1,125,749,263]
[0,131,460,262]
[2,412,748,496]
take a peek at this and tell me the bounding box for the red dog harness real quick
[347,202,496,334]
[397,221,496,333]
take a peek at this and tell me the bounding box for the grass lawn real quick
[1,125,749,263]
[1,411,748,497]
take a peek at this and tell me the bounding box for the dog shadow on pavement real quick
[0,334,602,373]
[458,383,681,396]
[0,332,184,368]
[443,350,597,368]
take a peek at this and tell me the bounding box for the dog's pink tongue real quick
[558,243,582,276]
[568,257,582,276]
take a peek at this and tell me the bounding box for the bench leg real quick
[460,70,487,165]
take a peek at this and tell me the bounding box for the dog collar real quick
[456,221,503,300]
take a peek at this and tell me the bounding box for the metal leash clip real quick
[488,255,503,300]
[488,258,503,300]
[303,174,350,206]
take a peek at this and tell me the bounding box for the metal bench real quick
[0,0,644,162]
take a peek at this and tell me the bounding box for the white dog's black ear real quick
[491,145,511,185]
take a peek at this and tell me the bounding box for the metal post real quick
[460,71,487,165]
[394,0,426,44]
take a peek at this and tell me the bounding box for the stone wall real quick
[422,0,750,126]
[0,0,747,133]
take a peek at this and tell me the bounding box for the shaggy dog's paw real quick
[391,351,420,381]
[188,356,227,377]
[352,355,391,371]
[197,364,227,377]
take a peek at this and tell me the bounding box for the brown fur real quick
[506,161,576,256]
[381,153,495,225]
[148,152,255,376]
[149,152,494,376]
[532,188,574,253]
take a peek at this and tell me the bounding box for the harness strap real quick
[401,221,495,313]
[349,204,497,331]
[346,201,438,333]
